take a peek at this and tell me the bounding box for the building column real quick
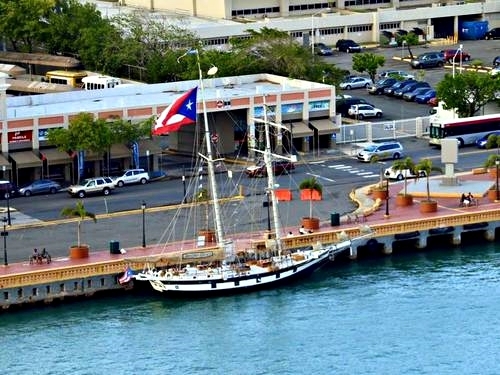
[484,229,495,241]
[382,240,392,255]
[0,74,10,154]
[452,232,461,245]
[247,96,256,160]
[349,245,357,260]
[417,236,427,249]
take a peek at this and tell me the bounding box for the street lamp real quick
[401,40,406,60]
[141,201,146,248]
[182,174,186,204]
[496,159,499,201]
[1,216,7,266]
[384,176,390,218]
[5,192,10,226]
[311,8,331,57]
[452,44,463,78]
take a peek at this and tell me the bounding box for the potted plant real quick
[60,201,97,259]
[415,158,442,213]
[369,154,388,200]
[391,157,415,207]
[299,177,322,230]
[484,134,500,179]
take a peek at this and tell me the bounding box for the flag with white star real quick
[153,87,198,135]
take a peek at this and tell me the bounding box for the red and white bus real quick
[428,113,500,147]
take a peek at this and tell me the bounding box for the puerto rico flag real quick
[153,87,198,135]
[119,266,134,285]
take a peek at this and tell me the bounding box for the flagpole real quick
[195,50,223,245]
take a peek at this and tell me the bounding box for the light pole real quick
[384,176,390,218]
[496,159,499,201]
[182,174,186,204]
[401,41,406,60]
[145,150,150,174]
[1,216,7,266]
[311,8,330,57]
[452,44,463,78]
[5,192,10,226]
[141,201,146,248]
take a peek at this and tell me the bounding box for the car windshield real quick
[363,145,378,152]
[81,179,92,185]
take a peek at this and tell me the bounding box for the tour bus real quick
[82,75,122,90]
[428,113,500,147]
[45,70,87,87]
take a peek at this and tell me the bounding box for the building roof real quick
[6,73,332,120]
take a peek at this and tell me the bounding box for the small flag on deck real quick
[119,266,134,285]
[153,87,198,135]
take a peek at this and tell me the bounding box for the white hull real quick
[135,240,351,294]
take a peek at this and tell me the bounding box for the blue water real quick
[1,242,500,375]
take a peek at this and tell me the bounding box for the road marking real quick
[306,172,335,182]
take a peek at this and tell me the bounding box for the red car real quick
[441,49,471,63]
[427,97,438,107]
[245,160,295,178]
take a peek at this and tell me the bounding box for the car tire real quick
[77,191,86,198]
[117,181,124,187]
[49,187,57,194]
[364,83,370,88]
[393,153,401,160]
[345,85,351,90]
[418,171,426,177]
[437,62,443,67]
[140,178,147,184]
[103,188,111,196]
[24,190,32,197]
[358,114,364,120]
[464,56,470,62]
[375,112,382,118]
[396,174,404,181]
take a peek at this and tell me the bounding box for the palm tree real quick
[415,158,442,202]
[60,201,97,247]
[299,177,323,219]
[391,157,415,196]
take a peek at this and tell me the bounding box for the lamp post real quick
[141,201,146,248]
[182,174,186,204]
[496,159,499,201]
[452,44,463,78]
[5,192,10,226]
[1,216,7,266]
[311,8,331,57]
[384,176,390,218]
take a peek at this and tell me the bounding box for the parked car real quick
[67,177,115,198]
[415,89,436,104]
[336,39,362,53]
[113,168,150,187]
[427,97,439,107]
[0,180,17,199]
[348,104,383,119]
[357,142,404,162]
[441,49,471,63]
[384,166,426,180]
[378,70,414,80]
[393,81,430,98]
[491,66,500,77]
[17,179,61,197]
[484,27,500,40]
[403,87,433,101]
[493,56,500,67]
[336,97,374,116]
[410,52,445,69]
[340,76,373,90]
[313,43,333,56]
[384,79,415,96]
[476,131,500,148]
[245,160,295,178]
[368,77,398,95]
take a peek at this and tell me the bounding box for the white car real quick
[67,177,115,198]
[378,70,415,80]
[384,167,426,180]
[348,104,383,119]
[490,66,500,76]
[339,76,373,90]
[113,168,150,187]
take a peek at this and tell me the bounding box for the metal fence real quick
[335,116,431,144]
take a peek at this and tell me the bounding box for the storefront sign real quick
[8,130,32,144]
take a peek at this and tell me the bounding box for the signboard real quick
[8,130,32,144]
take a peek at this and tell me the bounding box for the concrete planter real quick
[396,194,414,207]
[487,189,499,202]
[419,200,438,213]
[69,245,90,259]
[372,188,388,200]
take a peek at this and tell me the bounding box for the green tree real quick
[60,201,96,247]
[396,32,419,60]
[415,158,442,202]
[352,53,385,82]
[436,71,500,117]
[0,0,55,52]
[391,157,415,196]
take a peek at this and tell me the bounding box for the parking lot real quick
[327,39,500,121]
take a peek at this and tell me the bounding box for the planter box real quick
[300,189,322,201]
[69,245,89,259]
[396,194,413,207]
[419,200,438,213]
[302,217,320,230]
[275,189,292,201]
[487,189,499,202]
[371,188,388,200]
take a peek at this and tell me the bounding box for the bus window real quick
[45,70,87,88]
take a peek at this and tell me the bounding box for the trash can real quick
[109,240,120,254]
[330,213,340,227]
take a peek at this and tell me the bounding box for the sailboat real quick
[133,54,355,295]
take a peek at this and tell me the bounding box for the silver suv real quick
[357,142,404,162]
[68,177,115,198]
[113,169,150,187]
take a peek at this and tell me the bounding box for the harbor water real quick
[1,241,499,375]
